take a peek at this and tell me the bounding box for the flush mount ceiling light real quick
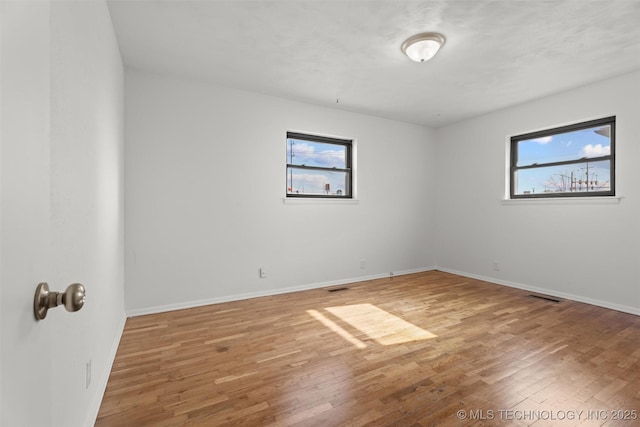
[401,32,446,62]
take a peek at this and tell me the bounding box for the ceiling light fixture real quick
[401,32,446,62]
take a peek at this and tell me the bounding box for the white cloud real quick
[290,143,345,168]
[317,149,345,168]
[291,142,315,157]
[294,174,326,187]
[580,144,610,158]
[532,136,553,144]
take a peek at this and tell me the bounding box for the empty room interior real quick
[2,0,640,425]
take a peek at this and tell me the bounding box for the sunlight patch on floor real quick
[307,309,367,349]
[326,303,437,345]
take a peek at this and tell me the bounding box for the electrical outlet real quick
[492,261,501,271]
[86,360,92,389]
[389,272,394,278]
[259,268,267,278]
[360,259,367,269]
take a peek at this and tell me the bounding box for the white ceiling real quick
[106,0,640,128]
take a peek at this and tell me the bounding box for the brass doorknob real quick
[34,282,86,320]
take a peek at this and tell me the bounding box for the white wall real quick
[125,70,437,314]
[435,71,640,314]
[0,1,125,426]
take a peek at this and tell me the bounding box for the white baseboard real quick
[85,313,127,427]
[436,267,640,316]
[126,266,437,317]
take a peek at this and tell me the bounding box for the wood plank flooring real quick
[96,271,640,426]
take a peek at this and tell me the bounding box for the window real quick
[510,117,615,199]
[286,132,353,198]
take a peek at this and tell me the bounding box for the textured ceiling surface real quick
[107,0,640,128]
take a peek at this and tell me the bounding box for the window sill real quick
[501,196,622,205]
[283,197,360,205]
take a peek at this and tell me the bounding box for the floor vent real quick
[529,294,562,303]
[328,287,349,293]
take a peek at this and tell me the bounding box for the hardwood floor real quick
[96,271,640,426]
